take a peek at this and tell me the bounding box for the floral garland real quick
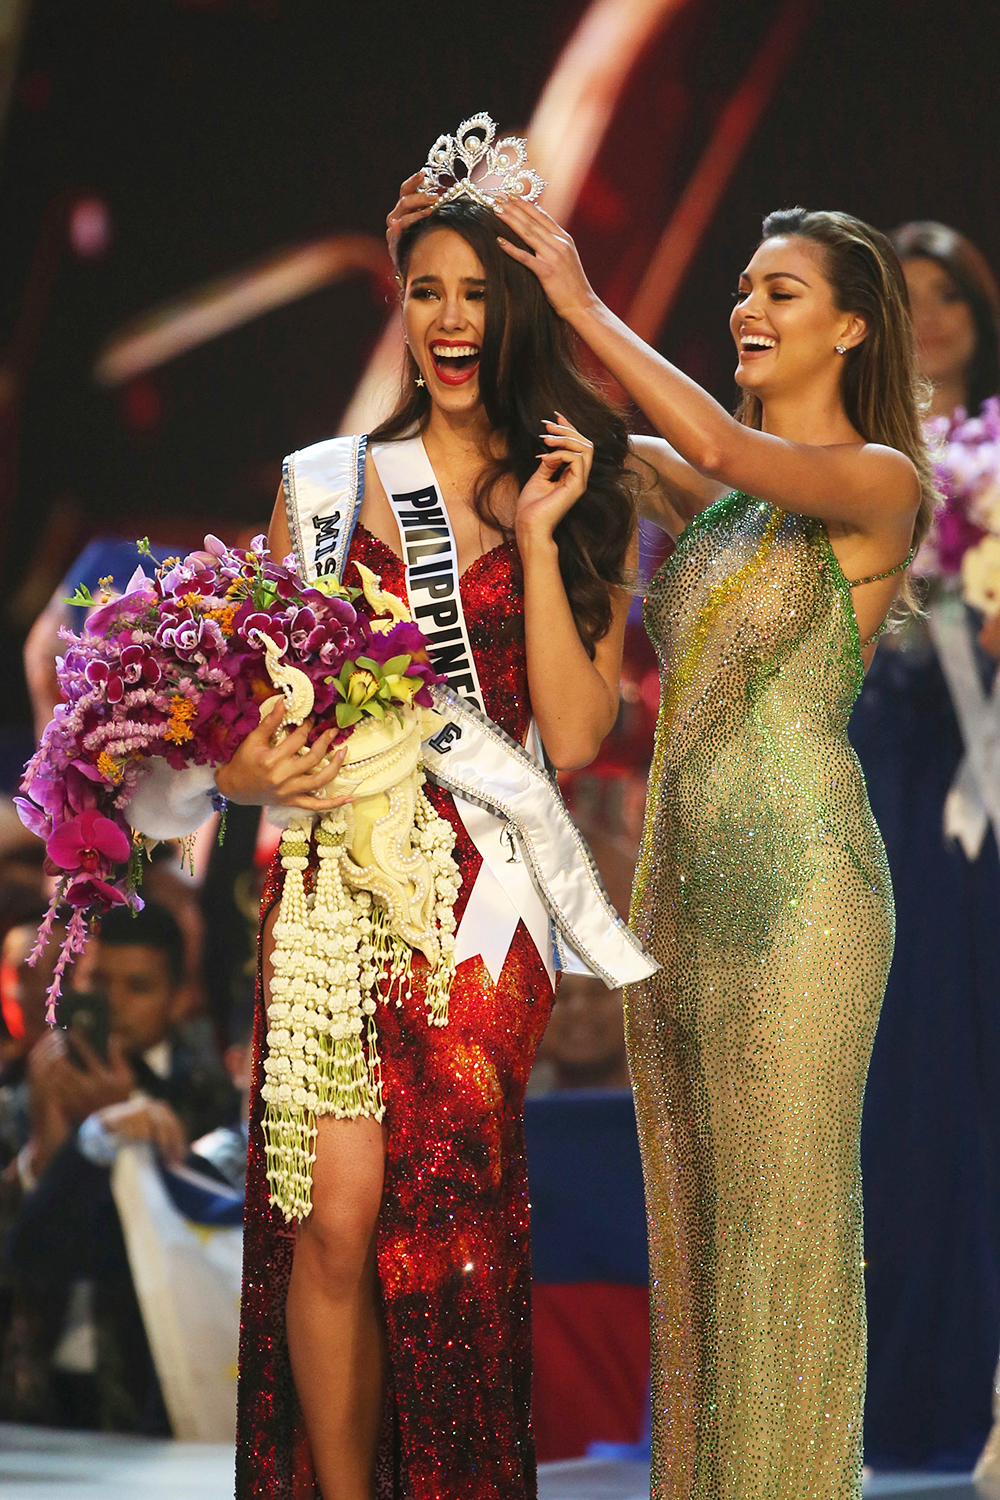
[261,776,458,1222]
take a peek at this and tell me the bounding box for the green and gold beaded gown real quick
[627,492,896,1500]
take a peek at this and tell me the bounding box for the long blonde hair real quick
[736,207,938,612]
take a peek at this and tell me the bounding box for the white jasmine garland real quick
[261,778,459,1223]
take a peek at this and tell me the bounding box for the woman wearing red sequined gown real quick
[210,181,638,1496]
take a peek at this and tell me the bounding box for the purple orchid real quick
[119,643,162,686]
[64,874,130,909]
[85,658,125,702]
[237,609,288,655]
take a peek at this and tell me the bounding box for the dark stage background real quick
[1,0,996,735]
[1,0,997,1471]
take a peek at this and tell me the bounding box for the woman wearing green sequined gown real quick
[494,203,937,1497]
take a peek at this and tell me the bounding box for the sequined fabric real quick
[627,493,895,1500]
[236,525,553,1499]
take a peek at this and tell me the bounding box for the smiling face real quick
[402,227,487,417]
[730,235,865,402]
[902,255,977,394]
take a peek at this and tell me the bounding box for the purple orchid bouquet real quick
[17,535,439,1018]
[914,397,1000,579]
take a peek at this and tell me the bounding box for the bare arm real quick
[24,599,69,741]
[628,435,727,539]
[522,530,635,771]
[268,484,292,566]
[517,417,635,770]
[497,201,920,540]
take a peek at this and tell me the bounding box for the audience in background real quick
[189,996,254,1192]
[0,901,236,1432]
[531,975,629,1094]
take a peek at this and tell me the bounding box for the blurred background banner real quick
[111,1143,241,1443]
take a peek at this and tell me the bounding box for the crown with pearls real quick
[421,112,545,211]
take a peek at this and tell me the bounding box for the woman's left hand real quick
[515,413,594,543]
[495,199,596,323]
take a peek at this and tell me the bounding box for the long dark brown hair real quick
[890,219,1000,413]
[735,208,937,611]
[370,201,635,656]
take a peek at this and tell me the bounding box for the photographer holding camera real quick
[1,901,236,1431]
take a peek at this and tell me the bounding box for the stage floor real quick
[0,1424,983,1499]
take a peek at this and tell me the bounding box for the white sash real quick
[371,437,556,984]
[371,437,484,711]
[425,688,658,988]
[929,594,1000,860]
[283,433,367,583]
[283,432,659,989]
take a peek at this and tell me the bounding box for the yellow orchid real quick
[345,667,380,707]
[383,673,420,705]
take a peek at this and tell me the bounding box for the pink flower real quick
[63,874,130,909]
[46,810,131,874]
[14,796,51,841]
[85,659,125,703]
[238,610,288,654]
[120,643,162,686]
[84,579,157,636]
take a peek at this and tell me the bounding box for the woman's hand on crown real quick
[386,172,437,265]
[515,413,594,545]
[215,703,351,810]
[495,200,596,323]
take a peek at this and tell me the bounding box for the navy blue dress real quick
[850,621,1000,1470]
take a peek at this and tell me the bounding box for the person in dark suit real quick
[0,901,237,1431]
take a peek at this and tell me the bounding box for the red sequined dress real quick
[236,524,554,1499]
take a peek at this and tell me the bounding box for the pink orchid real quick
[14,796,51,841]
[46,809,131,874]
[120,643,162,686]
[63,874,130,908]
[85,659,125,702]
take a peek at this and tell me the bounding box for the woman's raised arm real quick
[268,483,293,566]
[497,200,919,541]
[514,415,636,770]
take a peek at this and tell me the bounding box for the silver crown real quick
[421,112,545,210]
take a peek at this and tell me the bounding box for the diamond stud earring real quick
[835,344,848,355]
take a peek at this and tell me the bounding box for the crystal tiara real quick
[421,112,545,211]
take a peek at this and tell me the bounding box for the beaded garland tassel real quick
[259,574,460,1223]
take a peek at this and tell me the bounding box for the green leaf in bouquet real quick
[125,839,146,896]
[353,655,383,677]
[364,700,386,721]
[378,654,412,677]
[335,702,363,728]
[63,583,96,608]
[253,580,279,610]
